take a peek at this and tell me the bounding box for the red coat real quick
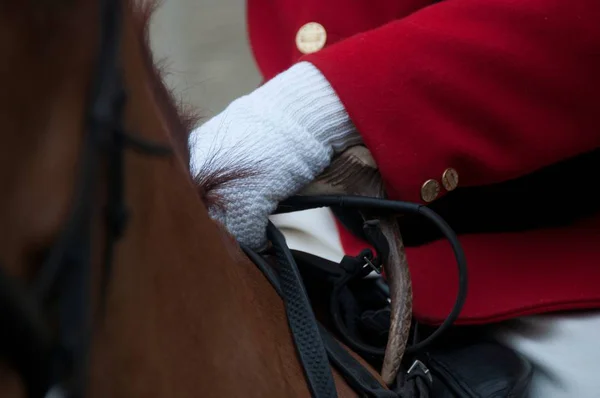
[247,0,600,325]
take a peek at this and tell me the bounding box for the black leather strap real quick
[245,194,471,398]
[266,222,339,398]
[246,223,417,398]
[318,324,399,397]
[244,236,397,398]
[276,195,468,354]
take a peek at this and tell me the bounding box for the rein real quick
[241,196,468,398]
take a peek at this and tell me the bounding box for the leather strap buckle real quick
[363,253,383,274]
[407,360,433,383]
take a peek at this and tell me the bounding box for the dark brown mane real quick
[130,0,201,168]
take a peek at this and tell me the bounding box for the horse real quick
[0,0,425,396]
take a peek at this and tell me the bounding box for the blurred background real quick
[148,0,261,120]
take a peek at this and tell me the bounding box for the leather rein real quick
[243,197,468,398]
[0,0,468,396]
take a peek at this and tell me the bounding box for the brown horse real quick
[0,0,392,396]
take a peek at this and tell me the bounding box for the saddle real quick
[264,145,534,397]
[291,249,533,398]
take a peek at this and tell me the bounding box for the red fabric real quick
[246,0,600,324]
[337,216,600,325]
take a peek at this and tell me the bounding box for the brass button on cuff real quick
[442,168,459,191]
[421,179,440,203]
[296,22,327,54]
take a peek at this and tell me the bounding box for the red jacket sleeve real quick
[303,0,600,203]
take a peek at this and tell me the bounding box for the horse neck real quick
[85,4,312,397]
[88,157,303,397]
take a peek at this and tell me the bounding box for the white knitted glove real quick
[189,62,361,250]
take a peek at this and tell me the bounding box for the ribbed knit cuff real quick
[252,61,362,153]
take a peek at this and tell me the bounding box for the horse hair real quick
[134,0,253,211]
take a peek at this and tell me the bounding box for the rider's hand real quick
[189,62,361,250]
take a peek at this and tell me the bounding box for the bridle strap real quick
[34,0,125,395]
[0,0,138,396]
[31,0,124,304]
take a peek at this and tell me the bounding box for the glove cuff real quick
[252,61,362,153]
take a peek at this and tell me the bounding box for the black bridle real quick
[0,0,468,397]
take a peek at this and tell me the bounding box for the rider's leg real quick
[492,312,600,398]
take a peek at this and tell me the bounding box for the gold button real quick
[296,22,327,54]
[442,168,459,191]
[421,179,440,203]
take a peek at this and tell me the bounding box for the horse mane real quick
[132,0,200,166]
[132,0,253,210]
